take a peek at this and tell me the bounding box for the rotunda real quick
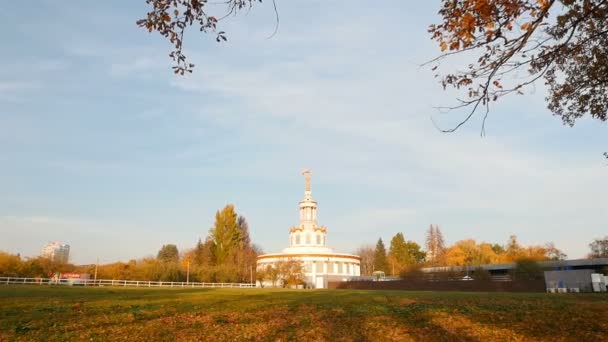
[256,170,361,288]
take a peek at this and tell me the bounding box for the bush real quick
[511,259,543,280]
[473,267,491,281]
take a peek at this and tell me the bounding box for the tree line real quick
[2,220,608,280]
[0,204,260,283]
[354,226,607,277]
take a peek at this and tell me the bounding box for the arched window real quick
[306,234,311,244]
[295,234,301,244]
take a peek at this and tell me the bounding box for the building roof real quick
[420,258,608,273]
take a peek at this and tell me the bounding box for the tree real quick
[209,204,243,265]
[255,267,266,287]
[511,259,543,280]
[404,241,427,265]
[505,235,522,261]
[264,264,280,287]
[276,259,305,288]
[445,239,500,266]
[354,245,375,276]
[546,243,568,261]
[373,238,388,273]
[388,233,408,275]
[193,238,214,266]
[428,0,608,138]
[137,0,264,74]
[588,236,608,258]
[387,233,426,275]
[157,244,179,263]
[237,215,251,249]
[491,243,506,255]
[0,252,22,277]
[425,224,446,265]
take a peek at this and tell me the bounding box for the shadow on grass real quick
[1,286,607,341]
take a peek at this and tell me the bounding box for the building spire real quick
[302,169,313,202]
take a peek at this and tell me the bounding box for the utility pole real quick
[94,258,98,283]
[250,264,253,284]
[186,260,190,284]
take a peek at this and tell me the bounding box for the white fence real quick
[0,277,256,289]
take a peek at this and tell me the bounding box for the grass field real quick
[0,286,607,341]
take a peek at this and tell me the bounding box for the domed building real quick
[257,170,361,288]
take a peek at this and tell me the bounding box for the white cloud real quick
[164,19,607,259]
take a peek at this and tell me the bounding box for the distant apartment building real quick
[41,242,70,264]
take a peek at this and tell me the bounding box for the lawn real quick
[0,286,606,341]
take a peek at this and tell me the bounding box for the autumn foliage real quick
[137,0,261,74]
[429,0,608,131]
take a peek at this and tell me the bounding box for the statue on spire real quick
[302,169,312,192]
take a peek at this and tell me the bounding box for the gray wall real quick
[544,270,593,291]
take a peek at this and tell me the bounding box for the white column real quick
[323,261,328,274]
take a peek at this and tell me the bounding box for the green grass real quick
[0,286,607,341]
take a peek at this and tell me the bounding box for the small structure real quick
[257,170,361,288]
[544,270,594,292]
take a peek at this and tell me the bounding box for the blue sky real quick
[0,1,606,264]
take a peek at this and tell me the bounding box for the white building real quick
[257,170,361,288]
[41,242,70,264]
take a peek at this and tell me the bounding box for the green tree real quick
[404,241,426,265]
[388,233,407,275]
[209,204,243,265]
[237,215,251,248]
[389,233,427,275]
[157,244,179,263]
[491,243,506,255]
[374,238,388,273]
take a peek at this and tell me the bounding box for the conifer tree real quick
[157,244,179,263]
[237,215,251,249]
[373,238,388,273]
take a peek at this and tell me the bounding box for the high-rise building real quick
[41,242,70,264]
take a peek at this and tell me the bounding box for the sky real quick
[0,1,606,264]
